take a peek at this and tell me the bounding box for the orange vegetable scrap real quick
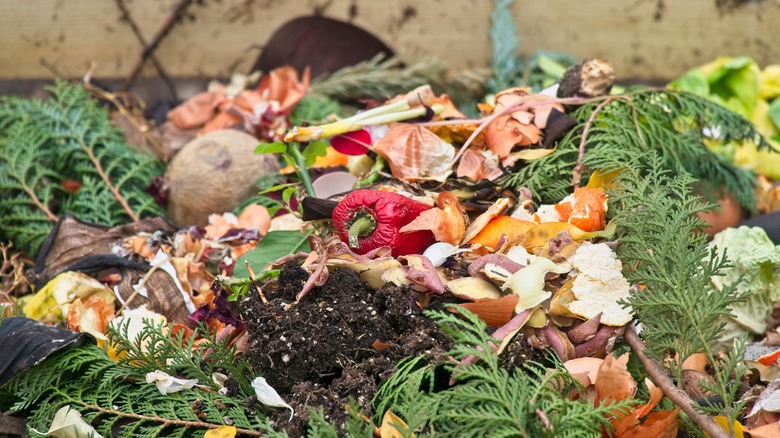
[468,216,537,250]
[554,187,608,232]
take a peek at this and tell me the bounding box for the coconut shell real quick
[165,129,280,226]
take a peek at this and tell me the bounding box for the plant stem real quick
[72,399,264,436]
[572,98,612,189]
[287,144,316,198]
[347,215,375,248]
[623,326,731,438]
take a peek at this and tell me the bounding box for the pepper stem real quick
[347,215,376,248]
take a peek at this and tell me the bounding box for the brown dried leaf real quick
[483,88,565,158]
[66,295,115,339]
[595,353,636,404]
[456,148,504,181]
[167,90,226,130]
[617,408,679,438]
[259,65,311,113]
[373,124,455,182]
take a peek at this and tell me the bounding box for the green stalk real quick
[284,100,445,142]
[288,144,317,198]
[347,214,376,248]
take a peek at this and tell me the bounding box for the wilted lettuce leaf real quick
[709,226,780,343]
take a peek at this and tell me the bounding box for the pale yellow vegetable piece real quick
[380,410,415,438]
[446,277,502,301]
[23,271,115,323]
[502,257,568,313]
[204,426,237,438]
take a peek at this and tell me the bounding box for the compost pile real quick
[4,49,780,438]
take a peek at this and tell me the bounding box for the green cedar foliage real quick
[0,321,275,438]
[501,89,768,211]
[372,308,635,438]
[0,82,164,257]
[611,159,749,427]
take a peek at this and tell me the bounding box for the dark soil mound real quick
[240,262,453,434]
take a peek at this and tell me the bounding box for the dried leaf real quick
[509,146,556,161]
[167,90,225,130]
[380,410,415,438]
[400,192,467,245]
[595,353,636,404]
[617,408,679,438]
[258,65,311,113]
[456,148,504,181]
[563,357,604,387]
[745,422,777,438]
[66,296,115,340]
[373,124,455,182]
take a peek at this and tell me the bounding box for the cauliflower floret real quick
[568,242,633,326]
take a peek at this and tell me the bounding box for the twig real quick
[115,0,192,97]
[624,326,731,438]
[80,144,139,222]
[71,399,264,436]
[571,98,611,189]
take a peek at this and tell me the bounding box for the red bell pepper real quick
[332,190,436,257]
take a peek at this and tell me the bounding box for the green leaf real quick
[255,142,287,155]
[233,230,311,278]
[282,187,297,206]
[769,98,780,131]
[258,183,297,195]
[302,141,328,167]
[670,70,710,97]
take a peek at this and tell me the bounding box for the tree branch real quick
[115,0,192,97]
[624,326,731,438]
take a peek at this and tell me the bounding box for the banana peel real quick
[22,272,115,323]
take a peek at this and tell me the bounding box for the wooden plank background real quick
[1,0,778,83]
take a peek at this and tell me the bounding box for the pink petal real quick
[330,129,372,155]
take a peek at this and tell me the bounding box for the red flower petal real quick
[330,129,372,155]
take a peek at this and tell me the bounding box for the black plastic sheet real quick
[0,317,92,386]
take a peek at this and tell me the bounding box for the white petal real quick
[252,376,294,420]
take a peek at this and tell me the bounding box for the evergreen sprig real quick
[372,308,634,437]
[501,89,768,210]
[105,319,256,398]
[488,0,523,93]
[0,81,164,256]
[0,324,274,437]
[612,158,749,427]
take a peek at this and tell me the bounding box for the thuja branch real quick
[572,98,611,188]
[20,180,57,222]
[71,399,265,437]
[62,113,140,222]
[624,326,730,438]
[80,144,139,222]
